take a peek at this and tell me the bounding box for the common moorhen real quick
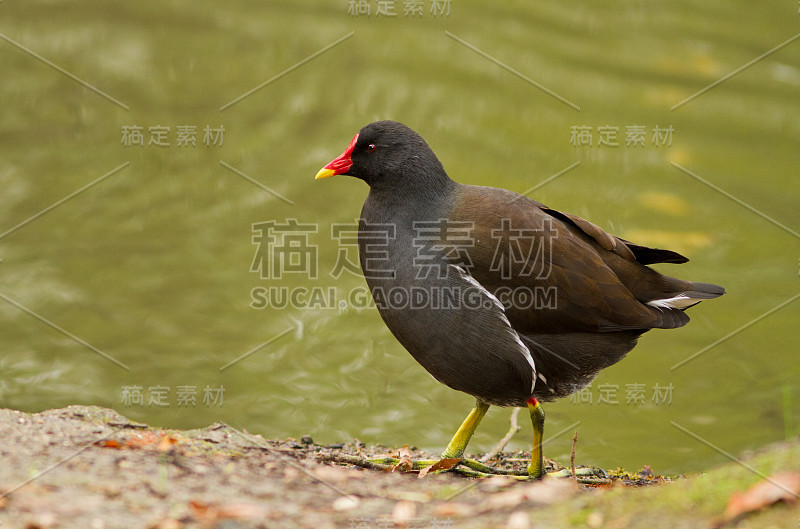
[316,120,724,478]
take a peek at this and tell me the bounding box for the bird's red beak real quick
[315,133,358,179]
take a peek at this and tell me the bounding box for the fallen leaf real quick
[95,440,122,449]
[125,431,162,449]
[389,445,414,473]
[722,471,800,524]
[418,458,462,478]
[97,432,181,451]
[157,435,179,451]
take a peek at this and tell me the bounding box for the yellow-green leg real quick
[527,397,545,479]
[429,398,513,475]
[365,395,602,481]
[527,397,604,481]
[366,399,500,476]
[441,399,490,458]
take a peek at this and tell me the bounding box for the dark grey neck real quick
[363,173,458,225]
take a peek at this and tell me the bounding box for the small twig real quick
[570,431,578,482]
[316,452,391,471]
[318,453,527,479]
[480,407,521,463]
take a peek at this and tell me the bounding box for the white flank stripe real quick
[452,265,537,393]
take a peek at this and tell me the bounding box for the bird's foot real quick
[460,461,608,483]
[546,466,608,484]
[364,455,606,483]
[448,457,521,476]
[364,456,439,471]
[364,456,522,477]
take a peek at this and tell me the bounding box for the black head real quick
[315,120,451,193]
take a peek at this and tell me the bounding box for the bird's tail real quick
[646,282,725,311]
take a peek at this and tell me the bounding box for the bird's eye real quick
[366,143,376,153]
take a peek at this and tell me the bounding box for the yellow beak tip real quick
[315,168,336,180]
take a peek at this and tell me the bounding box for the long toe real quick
[546,466,608,484]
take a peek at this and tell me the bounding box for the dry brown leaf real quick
[188,499,213,518]
[389,445,414,473]
[418,458,462,478]
[95,439,122,449]
[97,432,180,451]
[157,435,179,452]
[722,471,800,523]
[125,431,162,449]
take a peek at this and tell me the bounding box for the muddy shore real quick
[0,406,797,529]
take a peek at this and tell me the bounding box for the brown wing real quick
[448,185,690,333]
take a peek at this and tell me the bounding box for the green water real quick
[1,1,798,475]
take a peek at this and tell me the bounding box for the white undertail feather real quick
[647,295,695,310]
